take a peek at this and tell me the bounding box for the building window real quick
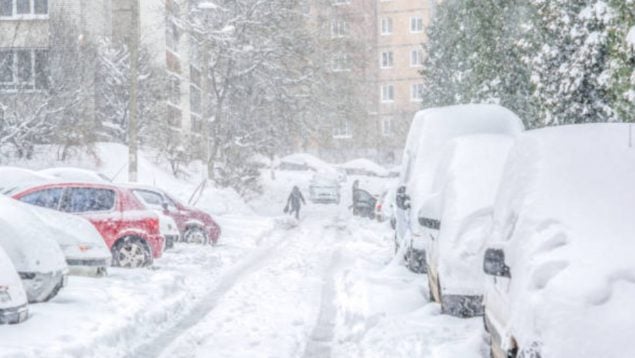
[168,75,180,106]
[190,85,201,115]
[0,0,48,18]
[331,20,349,38]
[411,83,424,101]
[166,20,180,53]
[380,17,392,35]
[411,48,423,66]
[331,54,349,72]
[381,117,393,136]
[380,51,393,68]
[0,48,48,91]
[381,84,394,102]
[333,118,352,138]
[410,16,423,33]
[167,104,182,128]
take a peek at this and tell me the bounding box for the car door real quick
[60,187,121,245]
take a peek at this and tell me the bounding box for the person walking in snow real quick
[284,186,306,219]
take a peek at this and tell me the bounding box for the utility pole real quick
[128,0,140,182]
[201,37,213,180]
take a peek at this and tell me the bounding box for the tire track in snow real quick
[127,222,298,358]
[303,216,348,358]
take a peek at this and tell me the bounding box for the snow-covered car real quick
[0,167,56,195]
[394,104,524,273]
[308,174,341,204]
[12,183,164,268]
[277,153,333,172]
[129,188,180,249]
[482,124,635,358]
[39,167,111,183]
[0,245,28,324]
[421,135,514,317]
[338,159,389,177]
[125,185,221,245]
[375,186,396,226]
[24,203,111,276]
[0,196,68,303]
[352,188,377,219]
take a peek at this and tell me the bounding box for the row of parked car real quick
[0,167,221,325]
[386,104,634,357]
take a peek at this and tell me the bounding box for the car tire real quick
[184,227,209,245]
[112,237,153,268]
[42,275,65,302]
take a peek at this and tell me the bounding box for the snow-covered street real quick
[0,192,485,358]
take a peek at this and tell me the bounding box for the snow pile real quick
[0,245,27,311]
[331,218,485,357]
[0,167,56,195]
[338,158,389,177]
[488,123,635,356]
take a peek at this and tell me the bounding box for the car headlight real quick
[0,287,11,303]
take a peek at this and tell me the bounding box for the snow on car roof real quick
[491,123,635,356]
[0,167,58,195]
[279,153,334,172]
[0,196,67,273]
[339,158,388,177]
[39,167,111,183]
[403,104,524,227]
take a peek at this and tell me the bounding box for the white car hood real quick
[0,197,67,273]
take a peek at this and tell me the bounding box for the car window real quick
[61,188,116,213]
[19,188,64,209]
[133,189,164,209]
[164,194,179,210]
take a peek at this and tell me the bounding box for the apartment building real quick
[307,0,436,164]
[375,0,435,163]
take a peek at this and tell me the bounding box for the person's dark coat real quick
[285,186,305,219]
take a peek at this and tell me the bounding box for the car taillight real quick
[148,218,160,234]
[377,204,382,211]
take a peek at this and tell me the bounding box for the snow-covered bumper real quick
[0,303,28,325]
[19,270,67,303]
[441,294,483,317]
[62,244,112,276]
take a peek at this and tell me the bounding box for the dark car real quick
[125,185,221,245]
[352,189,377,219]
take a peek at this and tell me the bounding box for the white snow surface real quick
[0,245,27,310]
[0,196,68,273]
[486,123,635,357]
[39,167,111,183]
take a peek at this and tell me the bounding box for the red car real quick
[124,185,221,245]
[11,183,164,268]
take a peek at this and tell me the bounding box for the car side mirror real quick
[161,202,169,213]
[417,193,442,229]
[483,248,511,278]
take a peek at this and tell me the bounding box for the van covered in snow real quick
[0,245,28,324]
[395,104,524,273]
[421,134,514,317]
[482,124,635,358]
[0,196,68,303]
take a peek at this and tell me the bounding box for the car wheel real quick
[42,275,65,302]
[406,249,426,274]
[112,237,152,268]
[184,227,209,245]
